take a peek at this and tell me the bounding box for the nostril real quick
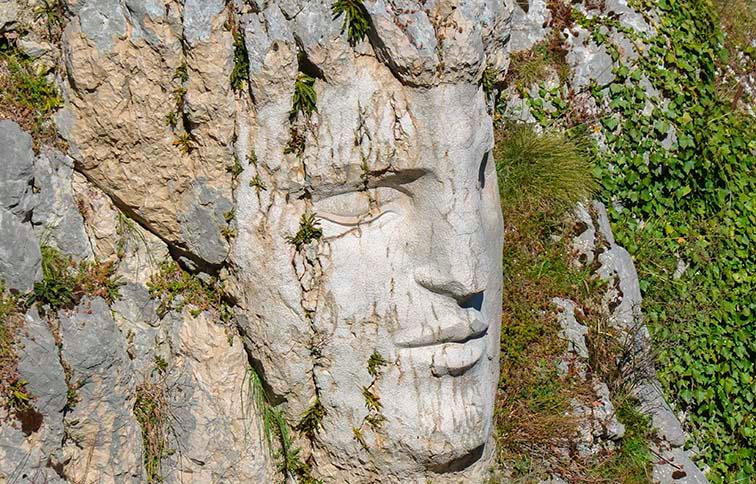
[458,291,484,311]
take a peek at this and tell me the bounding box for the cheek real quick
[320,216,409,315]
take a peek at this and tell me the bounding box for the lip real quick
[395,318,489,376]
[395,318,489,348]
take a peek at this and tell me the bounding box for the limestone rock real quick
[0,207,40,292]
[0,119,36,218]
[0,307,67,483]
[159,310,273,483]
[31,149,93,261]
[0,0,18,34]
[57,297,143,483]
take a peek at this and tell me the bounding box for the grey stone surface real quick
[0,120,36,218]
[510,0,550,53]
[0,307,67,483]
[177,179,232,266]
[31,149,93,261]
[566,27,615,89]
[57,297,143,481]
[0,207,41,292]
[75,0,128,52]
[183,0,225,47]
[553,297,589,359]
[653,446,709,484]
[0,0,18,34]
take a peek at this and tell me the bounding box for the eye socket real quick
[314,187,403,237]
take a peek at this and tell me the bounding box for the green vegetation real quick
[292,72,317,118]
[33,0,68,42]
[296,399,326,439]
[0,285,31,415]
[0,43,62,148]
[287,213,323,250]
[493,124,653,482]
[581,2,753,480]
[713,0,755,107]
[587,397,654,483]
[230,26,250,92]
[146,259,232,322]
[505,0,755,479]
[243,367,320,483]
[495,124,597,211]
[250,174,267,194]
[366,350,387,378]
[31,245,122,311]
[172,131,194,154]
[332,0,370,46]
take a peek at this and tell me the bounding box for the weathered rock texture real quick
[2,0,514,482]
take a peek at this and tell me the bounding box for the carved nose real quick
[414,261,486,308]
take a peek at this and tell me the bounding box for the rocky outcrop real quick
[2,0,515,481]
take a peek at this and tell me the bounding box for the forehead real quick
[303,78,491,190]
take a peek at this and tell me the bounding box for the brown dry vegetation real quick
[492,124,653,483]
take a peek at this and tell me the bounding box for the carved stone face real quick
[233,56,504,478]
[57,0,512,479]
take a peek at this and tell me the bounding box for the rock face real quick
[2,0,514,482]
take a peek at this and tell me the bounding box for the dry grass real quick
[134,373,172,483]
[714,0,756,108]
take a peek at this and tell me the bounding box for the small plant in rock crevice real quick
[296,398,326,440]
[134,360,173,484]
[230,25,250,92]
[146,259,232,322]
[291,72,317,119]
[332,0,371,46]
[30,245,122,311]
[249,174,267,195]
[172,131,194,154]
[287,213,323,250]
[34,0,69,42]
[243,366,320,483]
[0,43,63,149]
[0,285,32,418]
[352,351,388,449]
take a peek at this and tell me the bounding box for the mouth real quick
[395,319,489,376]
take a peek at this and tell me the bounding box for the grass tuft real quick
[146,259,232,322]
[30,245,121,311]
[495,123,597,213]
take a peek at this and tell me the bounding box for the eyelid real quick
[318,210,395,228]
